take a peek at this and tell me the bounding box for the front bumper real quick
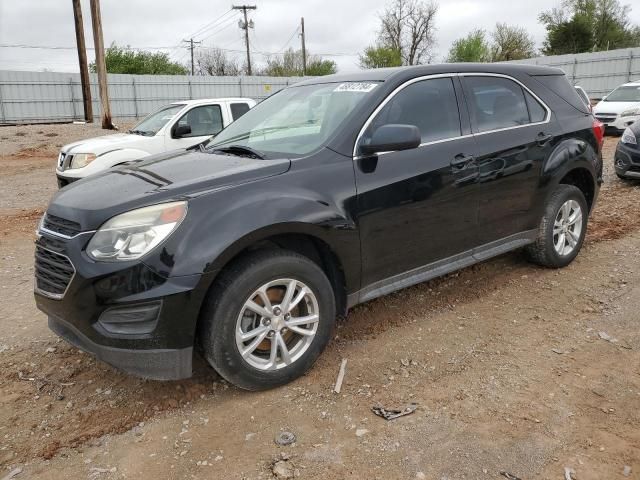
[614,141,640,179]
[594,114,639,133]
[56,173,81,189]
[34,231,214,380]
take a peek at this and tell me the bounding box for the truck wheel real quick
[200,249,336,391]
[526,185,588,268]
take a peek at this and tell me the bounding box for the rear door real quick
[354,76,480,289]
[460,74,556,245]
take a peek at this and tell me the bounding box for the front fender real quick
[142,175,361,293]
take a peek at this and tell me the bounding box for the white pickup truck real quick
[56,97,256,187]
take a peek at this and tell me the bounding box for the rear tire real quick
[526,185,588,268]
[200,249,336,391]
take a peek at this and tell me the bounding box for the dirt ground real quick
[0,125,639,480]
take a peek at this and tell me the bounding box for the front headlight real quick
[620,107,640,118]
[69,153,97,169]
[621,128,637,145]
[87,201,187,261]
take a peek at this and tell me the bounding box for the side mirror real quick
[360,124,421,155]
[173,124,191,138]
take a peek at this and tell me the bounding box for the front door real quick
[165,104,225,150]
[354,76,480,290]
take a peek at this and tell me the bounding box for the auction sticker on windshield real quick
[334,82,378,93]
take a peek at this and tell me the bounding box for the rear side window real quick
[464,76,535,132]
[533,74,590,114]
[230,102,250,120]
[362,77,461,146]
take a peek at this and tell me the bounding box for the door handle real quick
[451,154,475,169]
[536,132,553,146]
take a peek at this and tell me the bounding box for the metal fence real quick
[508,47,640,99]
[0,70,310,125]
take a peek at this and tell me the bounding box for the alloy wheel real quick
[235,278,320,371]
[553,199,583,256]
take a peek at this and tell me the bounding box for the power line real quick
[198,14,241,44]
[0,43,177,51]
[277,26,300,53]
[186,9,234,39]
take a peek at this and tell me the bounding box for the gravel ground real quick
[0,125,639,480]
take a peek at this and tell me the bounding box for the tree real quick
[491,23,537,61]
[540,0,640,54]
[263,48,336,76]
[91,43,187,75]
[195,48,241,76]
[378,0,439,65]
[359,45,403,69]
[446,29,491,62]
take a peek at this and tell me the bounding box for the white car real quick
[593,81,640,133]
[56,97,256,187]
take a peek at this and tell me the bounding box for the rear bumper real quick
[48,315,193,380]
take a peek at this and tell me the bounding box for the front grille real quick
[42,214,81,237]
[34,246,75,298]
[595,114,616,122]
[58,152,74,171]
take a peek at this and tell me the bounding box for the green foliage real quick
[359,45,403,69]
[446,29,491,63]
[491,23,537,61]
[262,48,336,76]
[540,0,640,54]
[91,44,187,75]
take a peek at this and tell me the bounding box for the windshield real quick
[131,104,184,135]
[604,85,640,102]
[208,82,381,157]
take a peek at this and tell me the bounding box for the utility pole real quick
[300,17,306,76]
[182,38,202,75]
[233,5,256,75]
[72,0,93,122]
[89,0,114,129]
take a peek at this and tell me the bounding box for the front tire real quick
[200,250,336,391]
[526,184,588,268]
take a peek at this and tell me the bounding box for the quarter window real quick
[464,76,545,132]
[360,77,461,152]
[175,105,224,137]
[230,102,250,120]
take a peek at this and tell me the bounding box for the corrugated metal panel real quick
[0,70,310,124]
[507,47,640,99]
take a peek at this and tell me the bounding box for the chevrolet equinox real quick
[34,64,604,390]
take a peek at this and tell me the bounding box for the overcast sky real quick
[1,0,640,73]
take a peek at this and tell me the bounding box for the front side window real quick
[131,104,184,136]
[464,76,543,132]
[209,81,380,157]
[176,105,223,137]
[359,77,461,153]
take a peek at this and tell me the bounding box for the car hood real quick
[62,133,159,155]
[593,101,640,114]
[47,150,291,230]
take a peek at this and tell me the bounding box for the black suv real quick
[614,122,640,180]
[35,64,603,390]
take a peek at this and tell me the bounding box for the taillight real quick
[592,118,605,149]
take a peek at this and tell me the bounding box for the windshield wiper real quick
[128,129,153,136]
[211,145,265,159]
